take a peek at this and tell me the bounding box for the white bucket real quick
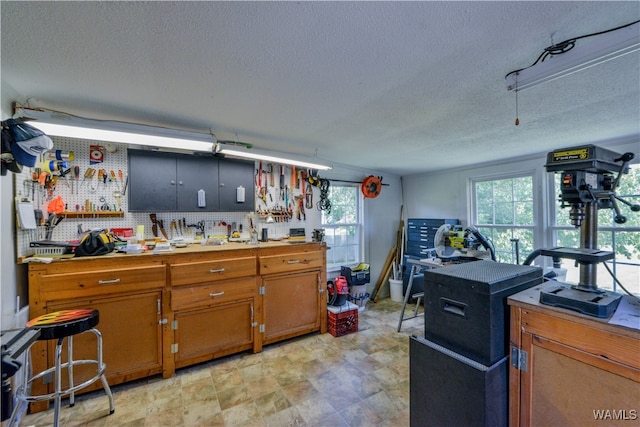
[389,279,404,302]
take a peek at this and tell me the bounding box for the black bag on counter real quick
[75,229,115,257]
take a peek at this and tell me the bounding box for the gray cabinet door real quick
[128,150,177,212]
[176,155,220,211]
[128,150,253,212]
[218,158,255,211]
[128,150,219,212]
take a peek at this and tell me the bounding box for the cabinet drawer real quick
[259,251,324,275]
[40,265,166,301]
[170,256,257,286]
[171,277,257,311]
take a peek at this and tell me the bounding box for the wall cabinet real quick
[128,149,220,212]
[218,158,255,211]
[128,149,254,212]
[508,283,639,427]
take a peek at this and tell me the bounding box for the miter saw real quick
[434,224,496,261]
[525,144,639,318]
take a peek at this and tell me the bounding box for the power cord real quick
[505,19,640,80]
[603,261,639,299]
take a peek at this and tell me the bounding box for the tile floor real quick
[19,298,424,427]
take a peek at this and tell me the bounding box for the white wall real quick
[1,80,23,329]
[322,164,403,297]
[402,138,640,254]
[0,85,404,324]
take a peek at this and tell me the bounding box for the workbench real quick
[26,241,326,413]
[508,283,639,426]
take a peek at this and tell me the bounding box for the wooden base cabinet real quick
[173,298,257,368]
[168,252,261,369]
[26,243,327,413]
[27,258,167,413]
[48,292,164,388]
[509,284,640,427]
[262,271,323,345]
[259,244,327,345]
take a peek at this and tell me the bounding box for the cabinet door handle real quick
[98,278,121,284]
[287,260,300,264]
[209,291,225,297]
[209,268,226,273]
[170,180,176,185]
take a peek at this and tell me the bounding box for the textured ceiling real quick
[2,1,639,176]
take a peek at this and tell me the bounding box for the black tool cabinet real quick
[128,149,254,212]
[410,261,542,427]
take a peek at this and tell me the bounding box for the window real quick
[472,174,536,264]
[551,164,640,295]
[321,185,363,268]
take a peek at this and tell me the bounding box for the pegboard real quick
[14,137,318,258]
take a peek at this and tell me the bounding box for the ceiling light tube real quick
[216,146,332,170]
[505,21,640,91]
[13,108,216,152]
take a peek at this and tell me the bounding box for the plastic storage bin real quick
[327,302,359,337]
[341,263,370,285]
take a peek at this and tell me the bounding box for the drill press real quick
[537,145,639,317]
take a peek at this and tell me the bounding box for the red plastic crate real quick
[328,306,358,337]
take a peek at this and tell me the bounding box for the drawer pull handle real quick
[287,260,300,264]
[209,268,226,273]
[209,291,225,297]
[98,278,121,284]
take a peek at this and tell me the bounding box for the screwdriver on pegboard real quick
[110,170,119,190]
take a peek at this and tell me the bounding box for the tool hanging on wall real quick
[305,184,313,209]
[74,166,80,194]
[361,175,383,198]
[81,168,95,188]
[150,213,158,237]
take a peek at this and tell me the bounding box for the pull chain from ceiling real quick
[515,72,520,126]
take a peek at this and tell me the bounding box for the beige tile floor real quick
[19,298,423,427]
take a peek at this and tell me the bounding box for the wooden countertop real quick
[508,281,639,337]
[23,240,325,264]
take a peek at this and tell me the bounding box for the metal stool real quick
[397,263,426,332]
[8,309,115,427]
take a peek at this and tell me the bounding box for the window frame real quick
[469,169,542,264]
[321,183,364,270]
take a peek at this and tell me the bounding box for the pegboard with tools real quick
[16,138,128,216]
[254,163,326,222]
[13,137,323,258]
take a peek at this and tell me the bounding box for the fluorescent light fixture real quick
[505,21,640,91]
[215,144,332,170]
[13,108,215,152]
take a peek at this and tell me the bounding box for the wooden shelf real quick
[61,211,124,219]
